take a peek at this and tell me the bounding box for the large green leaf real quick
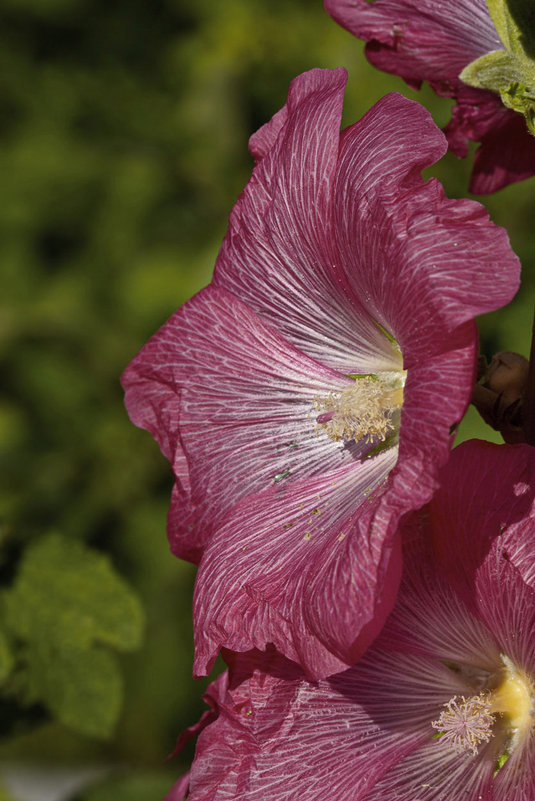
[25,640,122,739]
[2,533,144,738]
[4,533,144,652]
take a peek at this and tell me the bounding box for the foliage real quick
[74,772,177,801]
[2,534,144,738]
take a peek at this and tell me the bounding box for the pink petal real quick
[123,67,522,678]
[431,440,535,668]
[190,328,481,676]
[502,514,535,590]
[380,511,501,670]
[213,68,399,374]
[123,284,359,561]
[183,611,498,801]
[473,543,535,673]
[164,672,229,801]
[334,94,521,342]
[164,774,190,801]
[444,92,535,193]
[469,109,535,194]
[167,482,199,564]
[185,645,471,801]
[363,737,495,801]
[493,724,535,800]
[193,449,400,679]
[431,441,535,605]
[175,464,535,799]
[324,0,499,89]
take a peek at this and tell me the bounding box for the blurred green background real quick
[0,0,533,797]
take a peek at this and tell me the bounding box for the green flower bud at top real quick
[461,0,535,134]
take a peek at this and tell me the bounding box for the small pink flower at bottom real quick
[324,0,535,194]
[166,441,535,801]
[123,68,520,680]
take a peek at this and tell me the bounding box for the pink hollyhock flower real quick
[324,0,535,194]
[165,440,535,801]
[122,68,520,680]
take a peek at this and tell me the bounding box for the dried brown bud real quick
[472,351,529,444]
[484,351,529,406]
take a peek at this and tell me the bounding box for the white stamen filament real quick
[315,373,404,445]
[432,694,495,755]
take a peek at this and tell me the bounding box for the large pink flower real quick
[122,68,519,680]
[166,440,535,801]
[324,0,535,194]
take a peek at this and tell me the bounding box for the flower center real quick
[491,655,533,741]
[432,655,534,758]
[432,693,495,755]
[315,372,405,447]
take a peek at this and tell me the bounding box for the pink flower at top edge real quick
[166,440,535,801]
[324,0,535,194]
[122,68,520,680]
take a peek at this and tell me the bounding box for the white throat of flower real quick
[315,371,406,448]
[432,655,534,765]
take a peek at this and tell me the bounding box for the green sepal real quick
[460,49,523,92]
[487,0,517,52]
[460,47,535,135]
[486,0,535,58]
[460,2,535,134]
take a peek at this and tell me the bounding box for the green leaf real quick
[0,630,13,686]
[1,534,144,738]
[487,0,535,58]
[25,639,122,739]
[3,533,144,652]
